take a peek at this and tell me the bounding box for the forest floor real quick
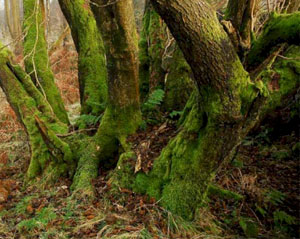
[0,45,299,239]
[0,114,299,239]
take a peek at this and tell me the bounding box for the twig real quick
[56,128,98,137]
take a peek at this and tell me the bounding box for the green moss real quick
[59,0,108,116]
[261,45,300,114]
[163,45,194,111]
[247,12,300,68]
[111,151,136,189]
[23,0,69,124]
[72,104,142,192]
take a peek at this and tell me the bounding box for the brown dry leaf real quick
[2,179,16,190]
[0,186,8,203]
[86,214,95,220]
[36,203,45,213]
[0,152,8,165]
[105,214,117,224]
[26,204,34,214]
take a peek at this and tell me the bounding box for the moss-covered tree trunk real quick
[130,0,300,219]
[58,0,108,116]
[0,43,75,182]
[71,0,142,193]
[23,0,69,124]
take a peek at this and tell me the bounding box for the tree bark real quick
[71,0,142,193]
[23,0,69,124]
[58,0,108,116]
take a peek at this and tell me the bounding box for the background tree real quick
[4,0,22,53]
[139,0,193,111]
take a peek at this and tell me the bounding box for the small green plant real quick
[265,189,286,206]
[139,120,147,131]
[142,89,165,112]
[271,149,291,160]
[17,207,57,231]
[142,89,165,125]
[255,204,267,217]
[273,210,296,226]
[15,195,36,214]
[239,217,258,238]
[75,114,102,129]
[231,159,244,168]
[242,126,273,146]
[273,210,296,233]
[169,110,183,119]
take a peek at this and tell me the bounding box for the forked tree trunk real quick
[0,43,75,182]
[58,0,108,116]
[23,0,69,124]
[71,0,142,193]
[129,0,300,219]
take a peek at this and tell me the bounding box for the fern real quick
[273,210,296,226]
[142,89,165,112]
[75,114,102,129]
[169,110,183,119]
[265,189,286,206]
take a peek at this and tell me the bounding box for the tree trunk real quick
[5,0,22,54]
[58,0,108,116]
[129,0,300,219]
[71,0,142,193]
[23,0,69,125]
[0,43,75,182]
[4,0,13,39]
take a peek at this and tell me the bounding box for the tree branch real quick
[247,12,300,70]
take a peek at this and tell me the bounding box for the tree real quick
[0,0,141,192]
[4,0,22,54]
[130,0,300,219]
